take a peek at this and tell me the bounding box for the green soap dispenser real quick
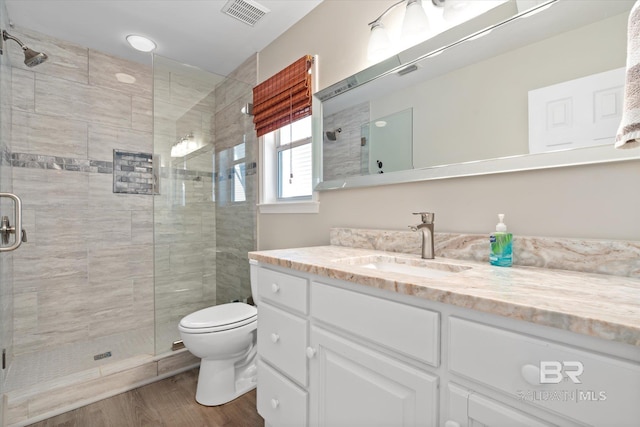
[490,214,513,267]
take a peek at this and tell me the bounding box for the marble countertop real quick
[249,245,640,347]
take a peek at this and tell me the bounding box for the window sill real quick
[258,200,320,214]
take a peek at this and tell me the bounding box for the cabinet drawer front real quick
[258,267,309,314]
[258,360,308,427]
[447,383,554,427]
[449,317,640,426]
[258,302,308,386]
[311,282,439,366]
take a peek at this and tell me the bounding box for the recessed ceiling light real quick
[126,34,156,52]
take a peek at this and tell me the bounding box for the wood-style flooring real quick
[28,368,263,427]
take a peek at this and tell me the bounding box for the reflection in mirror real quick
[362,108,413,175]
[315,0,640,191]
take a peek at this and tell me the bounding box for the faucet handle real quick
[413,212,434,224]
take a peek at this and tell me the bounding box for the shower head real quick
[326,128,342,141]
[23,47,48,67]
[2,30,48,67]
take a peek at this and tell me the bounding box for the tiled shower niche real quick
[112,150,156,195]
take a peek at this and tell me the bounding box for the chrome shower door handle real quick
[0,192,24,252]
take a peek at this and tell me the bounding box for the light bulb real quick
[367,22,391,62]
[402,0,429,39]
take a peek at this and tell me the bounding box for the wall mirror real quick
[313,0,640,191]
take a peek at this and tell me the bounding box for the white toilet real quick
[179,301,258,406]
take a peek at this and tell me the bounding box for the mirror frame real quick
[313,0,640,191]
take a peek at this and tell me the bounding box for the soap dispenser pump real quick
[490,214,513,267]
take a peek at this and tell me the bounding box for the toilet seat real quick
[179,303,257,334]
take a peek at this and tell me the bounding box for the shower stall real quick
[0,7,257,422]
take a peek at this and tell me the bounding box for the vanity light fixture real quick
[126,34,156,52]
[367,0,443,61]
[367,0,509,62]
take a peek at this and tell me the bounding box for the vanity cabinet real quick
[254,263,439,427]
[251,261,640,427]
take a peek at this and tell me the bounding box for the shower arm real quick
[1,30,28,53]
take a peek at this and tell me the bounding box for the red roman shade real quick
[253,55,313,137]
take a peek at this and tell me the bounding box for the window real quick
[260,115,318,213]
[277,116,312,200]
[232,143,247,202]
[254,55,318,213]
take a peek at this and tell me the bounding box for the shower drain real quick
[93,351,112,361]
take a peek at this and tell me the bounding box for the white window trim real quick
[258,55,320,215]
[258,131,319,214]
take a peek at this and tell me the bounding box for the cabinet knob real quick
[444,421,461,427]
[521,363,541,386]
[306,347,317,359]
[270,333,280,343]
[271,283,280,293]
[270,398,279,409]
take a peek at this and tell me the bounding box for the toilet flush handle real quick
[271,283,280,293]
[270,333,280,343]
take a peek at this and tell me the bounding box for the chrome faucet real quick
[409,212,435,259]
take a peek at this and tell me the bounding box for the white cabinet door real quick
[308,326,438,427]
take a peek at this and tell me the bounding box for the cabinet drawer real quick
[258,267,308,314]
[258,302,308,386]
[258,360,308,427]
[311,282,439,366]
[449,317,640,426]
[447,383,554,427]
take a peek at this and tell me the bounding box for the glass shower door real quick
[152,55,257,355]
[0,0,12,415]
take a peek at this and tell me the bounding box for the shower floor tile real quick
[5,329,154,392]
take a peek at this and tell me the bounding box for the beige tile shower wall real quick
[257,0,640,250]
[8,26,154,366]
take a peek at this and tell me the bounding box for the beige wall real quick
[257,0,640,250]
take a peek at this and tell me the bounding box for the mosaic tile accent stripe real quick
[159,167,215,180]
[12,152,112,173]
[2,144,10,165]
[218,162,257,182]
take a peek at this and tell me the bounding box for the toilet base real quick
[195,356,257,406]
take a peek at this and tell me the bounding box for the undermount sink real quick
[336,255,471,279]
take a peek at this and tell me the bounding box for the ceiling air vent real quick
[221,0,270,26]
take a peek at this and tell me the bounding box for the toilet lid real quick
[179,302,257,330]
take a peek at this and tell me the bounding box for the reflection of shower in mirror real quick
[326,128,342,141]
